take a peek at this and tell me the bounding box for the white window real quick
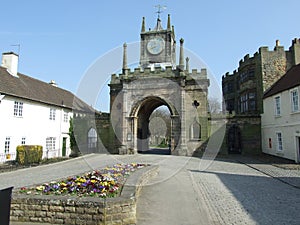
[5,137,10,153]
[46,137,56,151]
[49,108,56,120]
[274,96,281,116]
[21,137,26,145]
[291,89,299,112]
[63,112,68,123]
[14,101,23,117]
[276,132,283,151]
[88,128,97,148]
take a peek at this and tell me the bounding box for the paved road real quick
[2,154,300,225]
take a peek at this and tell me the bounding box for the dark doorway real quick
[227,124,242,154]
[62,137,67,157]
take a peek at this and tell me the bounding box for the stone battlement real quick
[111,66,207,84]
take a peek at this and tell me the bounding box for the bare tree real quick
[208,97,222,114]
[149,106,171,146]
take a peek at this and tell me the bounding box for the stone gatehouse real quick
[109,15,210,156]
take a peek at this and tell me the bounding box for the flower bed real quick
[20,163,148,198]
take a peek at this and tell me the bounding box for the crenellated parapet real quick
[111,65,208,85]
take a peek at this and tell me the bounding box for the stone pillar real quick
[178,38,185,71]
[122,43,128,75]
[170,115,180,154]
[132,116,138,153]
[178,88,188,156]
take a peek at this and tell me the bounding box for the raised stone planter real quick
[10,165,159,225]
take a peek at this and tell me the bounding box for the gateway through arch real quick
[130,96,178,153]
[109,14,210,156]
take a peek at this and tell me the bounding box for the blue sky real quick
[0,0,299,112]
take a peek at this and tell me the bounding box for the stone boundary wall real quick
[10,165,159,225]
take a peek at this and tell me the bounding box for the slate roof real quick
[0,66,94,113]
[264,64,300,98]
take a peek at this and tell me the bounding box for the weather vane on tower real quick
[155,5,166,19]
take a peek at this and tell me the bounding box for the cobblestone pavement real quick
[137,155,300,225]
[2,153,300,225]
[233,155,300,188]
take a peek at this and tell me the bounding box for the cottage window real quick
[14,101,23,117]
[49,108,56,120]
[276,132,283,151]
[46,137,56,151]
[274,96,281,116]
[291,89,299,112]
[21,137,26,145]
[4,137,10,153]
[63,112,68,123]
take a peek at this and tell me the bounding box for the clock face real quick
[147,37,165,55]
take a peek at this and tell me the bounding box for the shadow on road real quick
[138,148,171,155]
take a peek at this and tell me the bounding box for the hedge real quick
[16,145,43,165]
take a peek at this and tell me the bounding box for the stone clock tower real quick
[109,14,210,156]
[140,14,176,69]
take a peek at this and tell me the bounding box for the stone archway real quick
[129,96,180,153]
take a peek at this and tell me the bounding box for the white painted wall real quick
[1,53,19,77]
[261,87,300,162]
[0,95,72,162]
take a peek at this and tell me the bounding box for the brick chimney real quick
[1,52,19,77]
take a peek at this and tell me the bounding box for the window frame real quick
[63,112,68,123]
[291,88,299,113]
[88,128,98,149]
[49,108,56,121]
[14,101,23,117]
[21,137,26,145]
[274,96,281,116]
[276,132,283,152]
[46,137,56,151]
[4,137,10,153]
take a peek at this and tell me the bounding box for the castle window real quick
[248,92,256,111]
[291,89,299,112]
[190,121,201,140]
[240,94,248,113]
[88,128,97,149]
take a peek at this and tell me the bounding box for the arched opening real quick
[147,106,171,154]
[87,128,97,151]
[130,96,178,155]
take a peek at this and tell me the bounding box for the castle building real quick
[109,15,210,156]
[222,38,300,154]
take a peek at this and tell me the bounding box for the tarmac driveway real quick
[2,153,300,225]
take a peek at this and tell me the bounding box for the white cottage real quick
[0,52,93,162]
[262,64,300,163]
